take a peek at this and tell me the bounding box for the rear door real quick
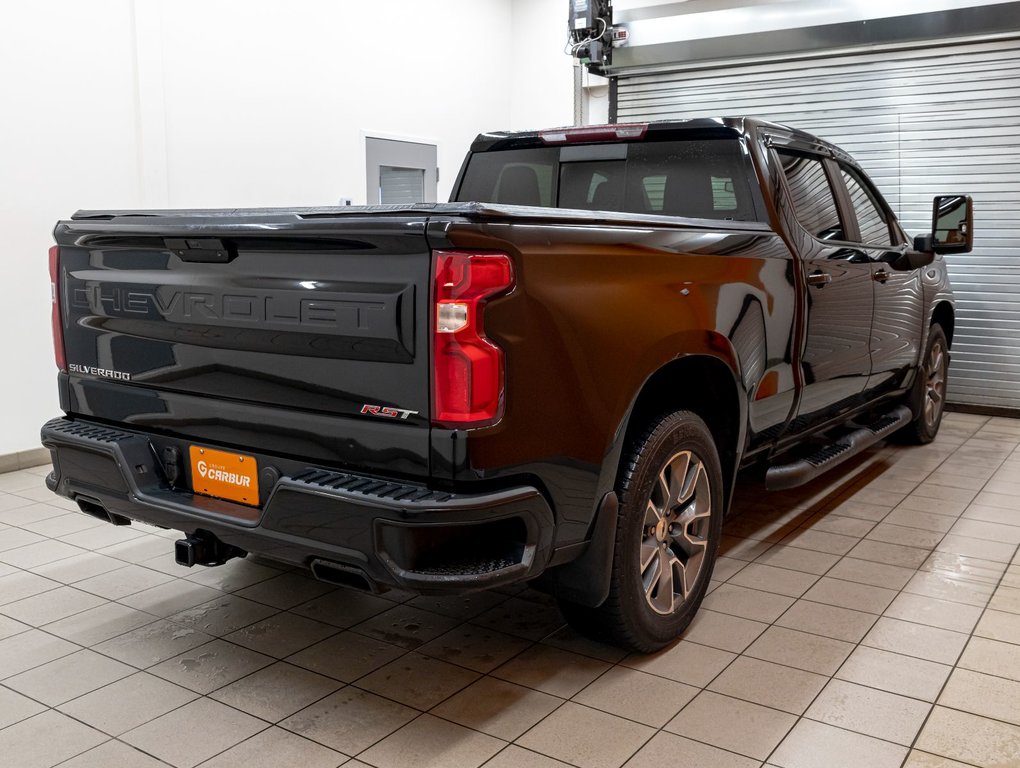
[56,212,432,475]
[832,164,925,396]
[773,146,875,431]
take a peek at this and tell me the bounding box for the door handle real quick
[873,269,890,283]
[807,271,832,287]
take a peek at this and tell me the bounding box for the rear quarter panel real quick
[430,218,798,545]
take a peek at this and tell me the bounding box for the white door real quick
[365,137,438,204]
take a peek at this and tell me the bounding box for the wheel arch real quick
[932,301,955,348]
[538,349,747,609]
[615,353,746,515]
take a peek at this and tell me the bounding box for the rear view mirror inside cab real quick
[915,195,974,254]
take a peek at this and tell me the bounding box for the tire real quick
[902,324,949,444]
[559,410,724,653]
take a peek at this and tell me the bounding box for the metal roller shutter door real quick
[616,38,1020,409]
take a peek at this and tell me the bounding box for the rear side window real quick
[456,148,557,208]
[642,176,667,210]
[637,175,737,212]
[559,161,626,210]
[625,141,754,219]
[454,138,761,222]
[840,166,893,246]
[776,150,845,241]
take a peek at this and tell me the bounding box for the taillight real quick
[49,245,66,371]
[432,250,515,428]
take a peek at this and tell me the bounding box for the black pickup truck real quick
[43,118,972,651]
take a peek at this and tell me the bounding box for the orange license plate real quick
[189,446,259,506]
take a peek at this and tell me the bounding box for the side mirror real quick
[892,250,935,271]
[914,195,973,254]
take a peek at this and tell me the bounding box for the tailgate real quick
[54,211,432,475]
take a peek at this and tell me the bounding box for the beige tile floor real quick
[1,411,1019,768]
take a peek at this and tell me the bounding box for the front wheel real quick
[902,324,949,444]
[559,411,724,652]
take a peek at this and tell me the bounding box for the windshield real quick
[454,138,761,222]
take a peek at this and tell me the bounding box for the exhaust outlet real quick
[309,559,378,593]
[76,495,131,526]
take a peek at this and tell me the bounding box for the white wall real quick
[0,0,574,455]
[0,0,141,456]
[510,0,576,131]
[152,0,515,207]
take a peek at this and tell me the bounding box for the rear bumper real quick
[41,417,555,593]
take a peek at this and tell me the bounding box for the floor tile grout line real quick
[933,697,1020,734]
[40,734,134,768]
[7,541,982,767]
[3,550,962,742]
[3,576,538,714]
[357,709,504,765]
[750,424,1006,765]
[111,732,237,768]
[746,483,899,765]
[518,516,869,766]
[2,611,392,760]
[314,426,999,762]
[51,734,179,768]
[0,599,292,693]
[46,647,379,767]
[126,716,278,767]
[666,456,904,768]
[0,633,90,684]
[506,686,770,768]
[898,538,1020,767]
[483,742,570,768]
[739,455,923,559]
[489,699,584,768]
[758,426,987,766]
[900,747,984,768]
[0,688,276,768]
[0,529,190,578]
[711,567,997,615]
[657,707,796,765]
[718,558,971,648]
[0,421,1010,768]
[884,427,1018,767]
[0,578,69,612]
[2,612,355,743]
[177,589,561,746]
[0,579,169,629]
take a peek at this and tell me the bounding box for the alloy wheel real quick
[640,450,712,615]
[924,339,947,430]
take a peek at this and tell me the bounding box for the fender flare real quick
[545,344,748,607]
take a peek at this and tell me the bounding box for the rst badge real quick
[361,404,418,420]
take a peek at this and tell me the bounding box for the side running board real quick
[765,405,912,491]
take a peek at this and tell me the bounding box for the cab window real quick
[840,166,894,246]
[776,150,845,241]
[455,138,762,222]
[559,161,625,211]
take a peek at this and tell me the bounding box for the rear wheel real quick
[559,411,723,652]
[903,324,949,444]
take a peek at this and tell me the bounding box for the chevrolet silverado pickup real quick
[43,118,973,651]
